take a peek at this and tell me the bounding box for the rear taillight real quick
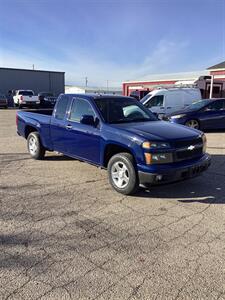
[20,95,23,102]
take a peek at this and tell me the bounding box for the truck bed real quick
[23,108,54,115]
[17,109,54,150]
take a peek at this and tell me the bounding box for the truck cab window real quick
[69,98,95,122]
[55,96,69,120]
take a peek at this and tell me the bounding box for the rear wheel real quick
[185,119,200,130]
[27,132,45,160]
[108,153,139,195]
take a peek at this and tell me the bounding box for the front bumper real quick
[138,154,211,185]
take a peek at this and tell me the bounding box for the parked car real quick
[141,88,202,117]
[0,94,8,108]
[168,98,225,130]
[13,90,40,108]
[16,94,211,195]
[38,92,57,108]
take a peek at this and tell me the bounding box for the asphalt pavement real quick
[0,109,225,300]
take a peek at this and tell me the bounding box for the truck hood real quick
[111,120,200,141]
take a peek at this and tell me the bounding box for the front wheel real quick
[185,119,200,130]
[27,132,45,160]
[108,153,139,195]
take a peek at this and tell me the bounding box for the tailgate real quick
[23,96,39,102]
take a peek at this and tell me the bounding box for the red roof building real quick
[123,61,225,97]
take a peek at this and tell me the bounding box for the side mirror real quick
[80,115,95,126]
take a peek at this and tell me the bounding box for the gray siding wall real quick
[0,68,65,96]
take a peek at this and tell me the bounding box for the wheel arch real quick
[25,125,39,139]
[103,143,137,168]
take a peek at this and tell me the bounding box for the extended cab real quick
[14,90,40,108]
[16,94,211,195]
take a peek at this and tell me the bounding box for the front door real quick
[200,100,225,129]
[64,97,101,164]
[145,95,165,114]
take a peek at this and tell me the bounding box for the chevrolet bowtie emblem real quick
[188,145,195,150]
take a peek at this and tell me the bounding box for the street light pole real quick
[209,75,214,99]
[85,77,88,87]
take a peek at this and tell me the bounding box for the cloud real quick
[0,38,189,87]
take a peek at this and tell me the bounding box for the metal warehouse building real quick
[0,67,65,96]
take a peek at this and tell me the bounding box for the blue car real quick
[168,98,225,130]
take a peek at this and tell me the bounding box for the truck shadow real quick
[44,154,74,161]
[137,154,225,204]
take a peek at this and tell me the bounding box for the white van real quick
[140,88,202,116]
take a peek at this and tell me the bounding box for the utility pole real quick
[106,80,109,92]
[32,64,34,70]
[85,77,88,87]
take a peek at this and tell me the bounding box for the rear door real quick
[64,97,101,164]
[199,100,225,129]
[51,95,70,152]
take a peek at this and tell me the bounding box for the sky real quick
[0,0,225,87]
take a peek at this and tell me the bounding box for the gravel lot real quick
[0,109,225,300]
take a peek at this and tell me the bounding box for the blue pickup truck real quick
[17,94,211,195]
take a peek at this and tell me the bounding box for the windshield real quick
[19,91,34,96]
[185,99,211,111]
[140,93,151,103]
[94,97,157,124]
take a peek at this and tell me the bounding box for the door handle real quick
[66,124,72,130]
[167,107,172,109]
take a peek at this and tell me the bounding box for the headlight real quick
[202,134,207,153]
[142,141,170,149]
[144,152,173,164]
[171,114,186,119]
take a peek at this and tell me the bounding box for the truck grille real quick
[174,136,203,162]
[175,147,203,161]
[174,137,202,148]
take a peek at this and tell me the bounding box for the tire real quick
[185,119,200,130]
[108,152,139,195]
[27,132,45,160]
